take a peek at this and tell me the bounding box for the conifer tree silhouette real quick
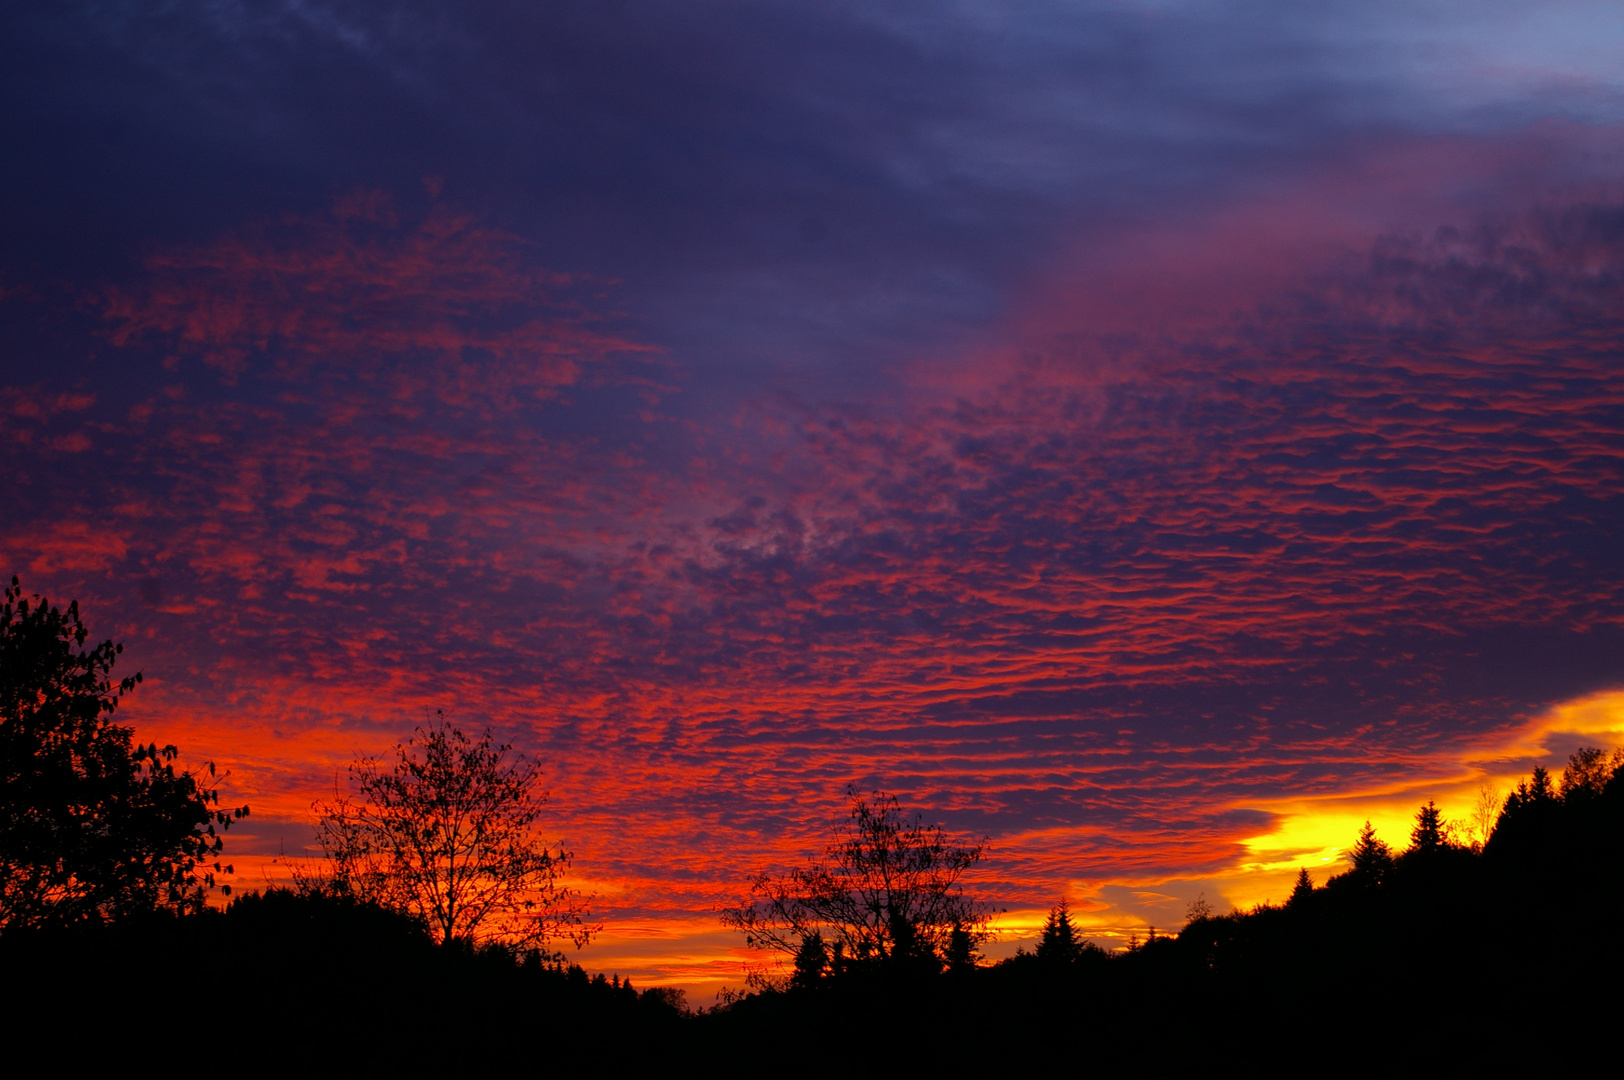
[946,922,980,973]
[1037,900,1085,962]
[1343,821,1393,887]
[1409,801,1448,854]
[1289,867,1314,906]
[791,931,829,987]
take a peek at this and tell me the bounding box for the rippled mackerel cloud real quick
[2,1,1623,989]
[8,191,1621,933]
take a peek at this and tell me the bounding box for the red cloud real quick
[4,196,1621,980]
[103,190,651,396]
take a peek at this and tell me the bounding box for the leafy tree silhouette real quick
[721,786,989,979]
[1559,746,1622,805]
[0,576,245,929]
[313,713,594,952]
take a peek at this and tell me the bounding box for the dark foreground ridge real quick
[5,749,1621,1072]
[708,753,1624,1072]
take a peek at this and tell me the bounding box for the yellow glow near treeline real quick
[223,689,1624,996]
[1218,688,1624,911]
[1028,688,1624,945]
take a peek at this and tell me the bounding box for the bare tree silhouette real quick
[314,713,594,953]
[722,787,990,981]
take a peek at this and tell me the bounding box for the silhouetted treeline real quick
[5,749,1621,1070]
[699,748,1624,1071]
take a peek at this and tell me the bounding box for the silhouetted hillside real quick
[4,749,1620,1071]
[695,747,1624,1070]
[0,887,685,1070]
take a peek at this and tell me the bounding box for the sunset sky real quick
[4,2,1623,998]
